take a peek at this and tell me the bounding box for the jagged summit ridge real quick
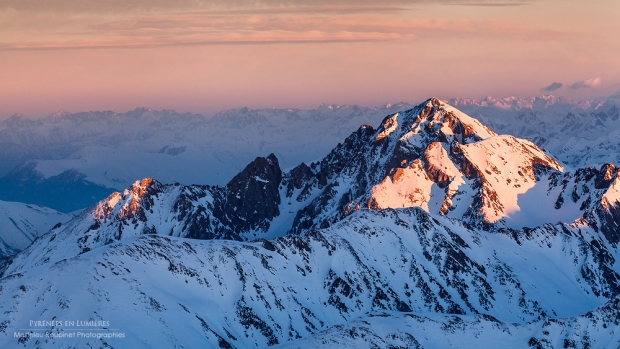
[290,97,567,231]
[5,98,620,274]
[373,97,496,144]
[2,153,286,271]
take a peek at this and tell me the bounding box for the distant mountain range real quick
[1,96,619,214]
[451,95,620,170]
[2,98,620,348]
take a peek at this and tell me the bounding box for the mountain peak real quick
[133,107,154,113]
[48,110,71,118]
[2,113,33,128]
[292,99,582,231]
[219,154,283,233]
[374,98,495,146]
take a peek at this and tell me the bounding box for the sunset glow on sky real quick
[1,0,619,118]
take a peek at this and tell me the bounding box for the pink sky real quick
[0,0,619,118]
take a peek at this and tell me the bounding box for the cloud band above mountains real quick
[541,82,563,92]
[0,2,573,51]
[0,0,534,13]
[540,78,603,92]
[569,78,601,89]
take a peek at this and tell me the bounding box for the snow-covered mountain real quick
[0,162,117,213]
[451,95,620,170]
[1,98,620,347]
[0,200,72,258]
[3,95,620,214]
[6,98,620,272]
[0,104,414,212]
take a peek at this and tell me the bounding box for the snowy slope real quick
[451,95,620,170]
[0,200,72,257]
[276,301,620,349]
[1,208,619,348]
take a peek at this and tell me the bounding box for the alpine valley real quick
[1,98,620,348]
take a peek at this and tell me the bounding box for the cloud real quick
[541,82,563,92]
[569,77,601,89]
[0,0,536,13]
[0,0,571,52]
[444,1,532,6]
[0,9,576,52]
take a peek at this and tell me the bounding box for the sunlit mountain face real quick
[1,98,620,348]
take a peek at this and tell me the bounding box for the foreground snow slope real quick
[0,208,619,348]
[276,301,620,349]
[0,200,72,257]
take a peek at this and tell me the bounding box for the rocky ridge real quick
[5,98,620,271]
